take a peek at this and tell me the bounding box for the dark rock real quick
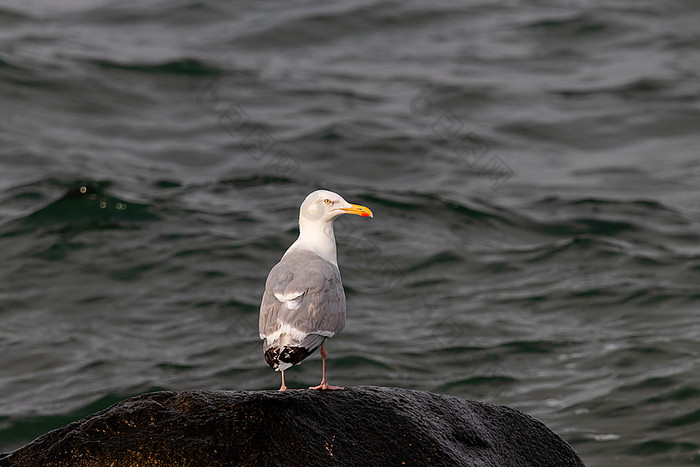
[0,386,584,466]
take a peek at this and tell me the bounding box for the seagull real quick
[258,190,373,391]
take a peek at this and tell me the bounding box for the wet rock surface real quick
[0,386,584,466]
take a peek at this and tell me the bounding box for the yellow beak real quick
[342,204,373,218]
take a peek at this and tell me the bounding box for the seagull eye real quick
[324,199,332,205]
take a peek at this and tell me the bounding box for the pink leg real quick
[309,342,343,390]
[279,369,289,391]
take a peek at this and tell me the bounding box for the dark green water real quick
[1,1,700,465]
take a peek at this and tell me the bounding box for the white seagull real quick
[258,190,373,391]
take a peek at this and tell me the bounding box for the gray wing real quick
[259,250,346,356]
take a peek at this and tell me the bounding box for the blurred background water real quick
[1,0,700,465]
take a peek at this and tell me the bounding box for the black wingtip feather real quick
[264,345,318,370]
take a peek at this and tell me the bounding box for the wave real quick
[1,179,159,238]
[523,12,628,39]
[555,77,671,99]
[0,6,30,24]
[438,375,516,392]
[65,1,222,25]
[231,3,476,49]
[630,439,699,456]
[86,58,223,77]
[657,408,700,429]
[0,56,23,71]
[380,191,695,248]
[647,386,700,404]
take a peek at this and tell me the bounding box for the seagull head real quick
[299,190,373,224]
[289,189,373,265]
